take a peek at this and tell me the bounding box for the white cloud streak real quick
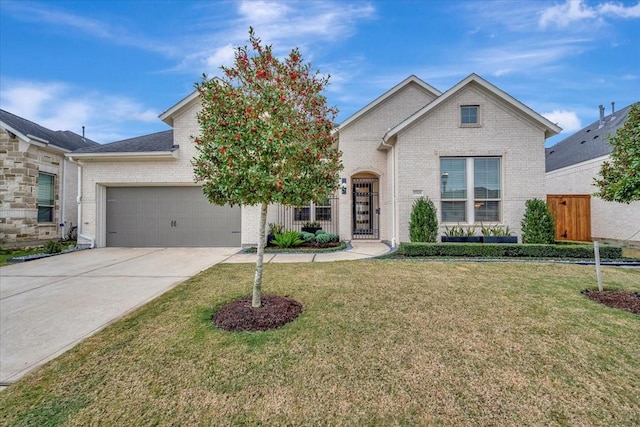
[0,79,160,143]
[539,0,640,29]
[1,1,176,56]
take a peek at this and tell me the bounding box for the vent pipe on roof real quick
[611,102,615,114]
[599,105,605,125]
[82,126,85,139]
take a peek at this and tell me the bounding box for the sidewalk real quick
[221,242,391,264]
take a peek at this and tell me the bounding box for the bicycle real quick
[62,223,78,242]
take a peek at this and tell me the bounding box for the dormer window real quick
[461,105,479,126]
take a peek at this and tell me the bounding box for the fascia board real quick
[159,90,200,126]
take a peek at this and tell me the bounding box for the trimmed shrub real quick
[315,229,326,235]
[316,232,338,244]
[43,240,63,254]
[397,242,623,259]
[409,197,439,242]
[300,231,316,243]
[521,199,555,244]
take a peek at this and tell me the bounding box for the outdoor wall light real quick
[341,178,347,194]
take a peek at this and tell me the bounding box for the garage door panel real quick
[106,187,241,247]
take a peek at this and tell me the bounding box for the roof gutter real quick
[67,150,179,161]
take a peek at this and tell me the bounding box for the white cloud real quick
[0,79,160,142]
[542,110,582,133]
[205,44,237,71]
[539,0,640,29]
[598,1,640,18]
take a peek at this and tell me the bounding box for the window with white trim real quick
[461,105,479,126]
[440,157,501,223]
[37,172,55,223]
[294,199,332,222]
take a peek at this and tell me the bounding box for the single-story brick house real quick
[545,103,640,247]
[1,109,99,245]
[70,73,560,248]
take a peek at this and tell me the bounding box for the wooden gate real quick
[547,195,591,242]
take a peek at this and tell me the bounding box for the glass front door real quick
[352,178,379,239]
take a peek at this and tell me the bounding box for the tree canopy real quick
[193,28,342,307]
[193,28,342,209]
[594,102,640,203]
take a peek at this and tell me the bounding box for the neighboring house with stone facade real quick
[0,109,99,245]
[545,103,640,247]
[71,73,560,248]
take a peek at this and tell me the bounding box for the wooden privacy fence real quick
[547,195,591,242]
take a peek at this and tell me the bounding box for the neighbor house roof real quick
[545,103,635,172]
[0,109,100,152]
[380,73,562,149]
[338,75,442,131]
[69,130,177,161]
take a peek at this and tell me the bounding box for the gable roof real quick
[338,75,442,131]
[0,109,100,152]
[70,130,177,160]
[159,78,227,127]
[380,73,561,148]
[545,103,635,172]
[159,90,200,127]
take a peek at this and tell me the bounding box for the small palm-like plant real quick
[270,231,304,248]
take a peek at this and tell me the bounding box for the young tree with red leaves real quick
[193,28,342,308]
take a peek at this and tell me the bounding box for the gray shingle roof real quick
[0,109,100,151]
[545,103,635,172]
[72,130,175,153]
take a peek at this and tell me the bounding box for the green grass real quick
[1,261,638,426]
[0,243,76,266]
[623,246,640,259]
[0,248,46,266]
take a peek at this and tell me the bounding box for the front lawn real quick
[1,261,638,426]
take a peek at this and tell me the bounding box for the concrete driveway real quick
[0,247,240,389]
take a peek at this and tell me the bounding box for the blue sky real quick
[1,0,639,147]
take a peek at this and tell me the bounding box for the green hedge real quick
[397,242,623,259]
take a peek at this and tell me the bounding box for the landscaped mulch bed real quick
[582,290,640,314]
[213,294,303,331]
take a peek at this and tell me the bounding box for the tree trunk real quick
[252,202,268,308]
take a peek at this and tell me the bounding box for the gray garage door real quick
[106,187,241,247]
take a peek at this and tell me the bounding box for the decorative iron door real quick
[352,178,379,239]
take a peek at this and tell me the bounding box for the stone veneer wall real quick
[0,128,62,244]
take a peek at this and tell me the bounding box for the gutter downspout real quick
[60,158,66,239]
[381,131,397,248]
[67,157,95,249]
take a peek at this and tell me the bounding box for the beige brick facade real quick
[338,76,556,245]
[74,97,271,247]
[75,74,558,248]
